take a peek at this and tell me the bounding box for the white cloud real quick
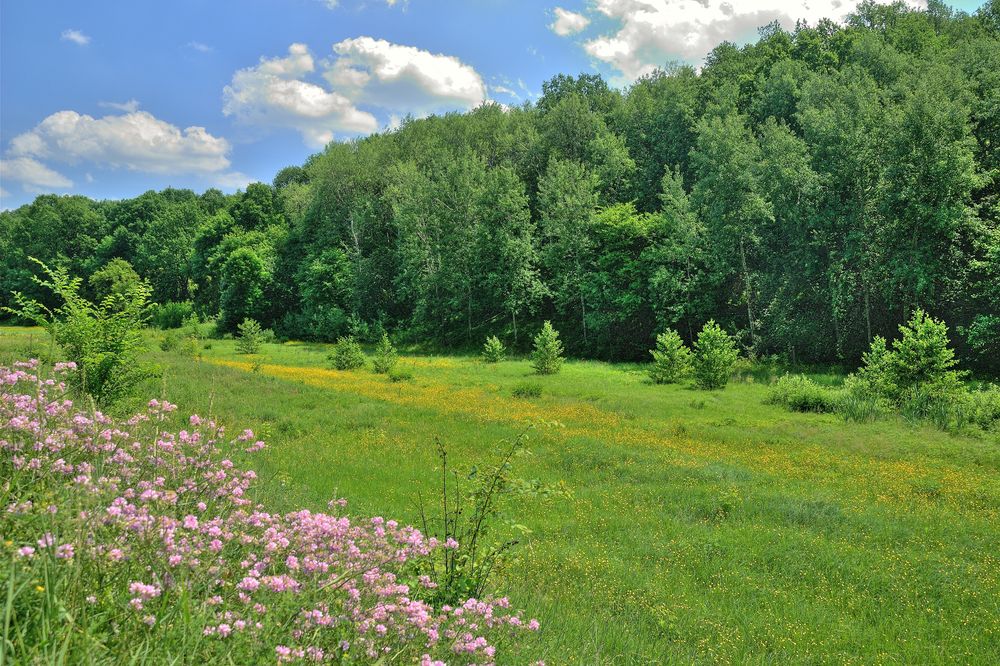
[578,0,926,79]
[224,39,487,146]
[1,157,73,190]
[8,109,232,175]
[550,8,591,36]
[213,171,253,189]
[61,29,90,46]
[187,41,213,53]
[223,43,378,147]
[325,37,486,115]
[99,99,141,113]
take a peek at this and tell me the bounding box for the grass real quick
[3,326,999,664]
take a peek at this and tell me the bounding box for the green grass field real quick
[2,326,999,664]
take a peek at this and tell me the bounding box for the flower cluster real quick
[1,360,539,664]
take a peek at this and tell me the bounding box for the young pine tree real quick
[648,329,692,384]
[692,321,739,390]
[329,336,366,370]
[482,335,506,363]
[531,321,565,375]
[235,318,265,355]
[371,332,399,374]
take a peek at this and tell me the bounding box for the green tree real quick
[371,332,399,374]
[531,321,565,375]
[692,321,740,390]
[538,159,598,347]
[649,329,692,384]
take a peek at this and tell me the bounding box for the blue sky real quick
[0,0,987,209]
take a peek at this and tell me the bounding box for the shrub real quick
[151,301,196,330]
[388,366,414,382]
[329,336,366,370]
[968,385,1000,431]
[482,335,506,363]
[692,321,739,390]
[890,309,964,396]
[648,329,692,384]
[235,318,266,355]
[4,259,155,407]
[511,381,543,399]
[159,331,181,352]
[371,332,399,374]
[531,321,564,375]
[0,360,539,664]
[766,374,838,413]
[854,336,898,400]
[836,376,890,423]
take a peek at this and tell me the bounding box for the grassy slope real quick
[2,326,999,664]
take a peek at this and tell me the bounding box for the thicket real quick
[2,3,999,373]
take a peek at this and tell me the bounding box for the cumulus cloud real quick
[224,40,486,146]
[223,43,378,147]
[99,99,141,113]
[60,29,90,46]
[325,37,486,115]
[1,157,73,190]
[576,0,925,79]
[187,41,213,53]
[550,8,591,36]
[8,110,232,175]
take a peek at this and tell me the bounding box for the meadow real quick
[2,325,999,664]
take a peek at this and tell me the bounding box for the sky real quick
[0,0,987,209]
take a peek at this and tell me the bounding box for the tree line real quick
[2,1,998,371]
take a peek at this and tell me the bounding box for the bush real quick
[836,376,890,423]
[890,309,964,395]
[388,366,414,382]
[235,318,266,355]
[159,331,181,352]
[4,259,155,407]
[766,374,838,413]
[853,336,898,400]
[511,381,543,399]
[329,336,366,370]
[482,335,506,363]
[0,361,539,664]
[692,321,739,390]
[151,301,196,330]
[968,385,1000,431]
[531,321,564,375]
[371,332,399,374]
[648,329,692,384]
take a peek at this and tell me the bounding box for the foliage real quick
[692,320,739,390]
[416,439,527,604]
[235,318,267,355]
[481,335,506,363]
[328,336,366,370]
[0,361,539,664]
[371,332,398,374]
[151,300,196,329]
[4,260,154,407]
[511,382,543,399]
[531,321,565,375]
[889,309,964,396]
[1,5,998,372]
[648,329,692,384]
[387,365,414,382]
[89,258,143,301]
[766,374,838,413]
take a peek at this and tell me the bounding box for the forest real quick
[3,0,998,371]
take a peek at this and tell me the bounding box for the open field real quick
[2,326,999,664]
